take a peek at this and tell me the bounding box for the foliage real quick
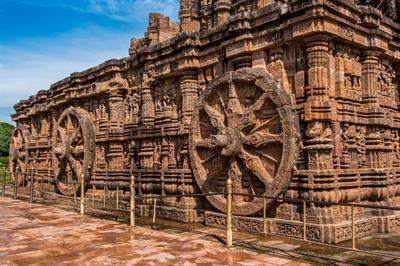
[0,122,14,156]
[0,156,8,168]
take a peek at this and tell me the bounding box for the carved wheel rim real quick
[53,107,95,196]
[189,69,300,216]
[9,125,31,186]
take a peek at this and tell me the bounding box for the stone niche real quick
[9,0,400,243]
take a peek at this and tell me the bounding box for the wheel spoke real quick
[215,89,229,117]
[248,93,268,112]
[227,82,243,115]
[227,158,244,193]
[56,160,67,181]
[239,149,274,188]
[249,115,279,135]
[227,158,256,203]
[194,139,210,148]
[72,144,85,155]
[201,151,220,164]
[68,156,82,179]
[244,131,283,148]
[243,146,278,163]
[203,103,226,131]
[200,121,215,131]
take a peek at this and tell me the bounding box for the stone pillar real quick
[215,0,231,25]
[141,85,155,126]
[304,35,333,121]
[108,89,124,129]
[161,139,169,170]
[50,109,59,145]
[107,142,124,169]
[179,0,200,32]
[200,2,212,31]
[232,54,252,70]
[361,49,381,108]
[180,70,199,127]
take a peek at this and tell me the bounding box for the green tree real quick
[0,122,14,156]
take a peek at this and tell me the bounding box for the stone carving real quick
[125,89,140,124]
[356,0,399,21]
[190,68,300,216]
[9,125,31,186]
[53,108,95,196]
[9,0,400,244]
[378,63,395,97]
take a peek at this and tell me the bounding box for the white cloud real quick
[0,0,180,123]
[11,0,180,22]
[0,26,135,109]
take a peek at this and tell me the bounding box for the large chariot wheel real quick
[189,68,300,216]
[53,107,95,196]
[9,125,31,186]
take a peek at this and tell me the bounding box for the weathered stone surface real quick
[9,0,400,243]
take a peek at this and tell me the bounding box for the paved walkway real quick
[0,197,310,265]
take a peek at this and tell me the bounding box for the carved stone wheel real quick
[189,68,300,216]
[9,125,31,186]
[53,107,95,196]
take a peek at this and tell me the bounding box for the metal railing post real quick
[152,199,157,226]
[303,201,307,241]
[1,167,5,197]
[23,169,26,187]
[103,186,106,208]
[73,183,77,204]
[30,168,34,203]
[130,175,135,227]
[14,171,17,199]
[352,205,356,250]
[263,197,267,234]
[92,184,94,208]
[226,177,233,248]
[80,174,85,215]
[40,174,43,199]
[116,184,119,209]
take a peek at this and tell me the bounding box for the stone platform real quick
[1,197,400,265]
[0,197,310,265]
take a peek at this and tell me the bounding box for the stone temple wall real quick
[9,0,400,243]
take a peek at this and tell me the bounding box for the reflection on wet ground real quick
[0,197,309,265]
[0,197,400,265]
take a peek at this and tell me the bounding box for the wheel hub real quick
[189,68,300,216]
[209,127,242,157]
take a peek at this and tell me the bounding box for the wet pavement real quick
[1,196,400,266]
[0,197,310,265]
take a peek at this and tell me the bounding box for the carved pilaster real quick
[161,138,169,170]
[141,85,155,125]
[305,122,334,170]
[215,0,231,25]
[305,36,330,99]
[179,0,200,32]
[200,1,213,31]
[232,54,252,70]
[304,35,334,121]
[107,142,124,169]
[108,89,124,129]
[361,50,381,108]
[180,70,199,127]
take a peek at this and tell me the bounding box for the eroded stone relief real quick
[9,0,400,243]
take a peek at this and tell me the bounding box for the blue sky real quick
[0,0,179,124]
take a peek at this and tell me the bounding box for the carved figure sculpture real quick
[9,125,31,186]
[9,0,400,244]
[53,107,95,195]
[190,69,299,215]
